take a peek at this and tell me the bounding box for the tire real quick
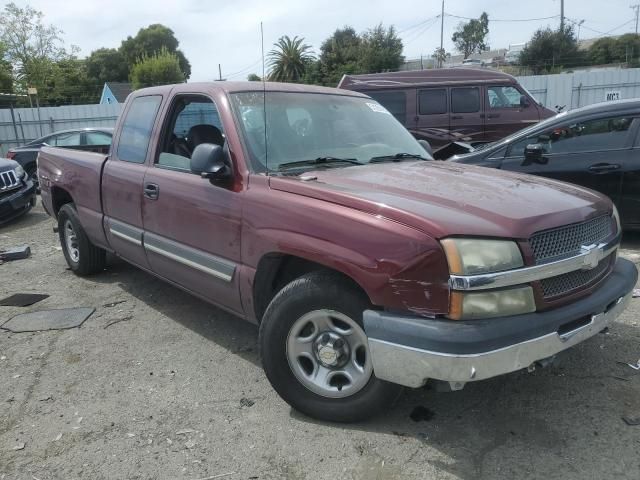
[259,271,402,422]
[58,203,106,276]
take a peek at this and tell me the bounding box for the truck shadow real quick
[91,257,640,480]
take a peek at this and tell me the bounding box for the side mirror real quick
[418,139,433,157]
[519,95,530,108]
[523,144,548,165]
[190,143,232,182]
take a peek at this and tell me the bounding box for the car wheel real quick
[57,203,106,275]
[259,271,402,422]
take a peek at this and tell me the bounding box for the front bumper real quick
[0,179,37,224]
[364,258,638,388]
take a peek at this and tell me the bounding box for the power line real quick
[402,17,440,46]
[397,15,441,34]
[445,13,560,22]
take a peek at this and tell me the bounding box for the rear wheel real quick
[259,271,402,422]
[58,204,106,275]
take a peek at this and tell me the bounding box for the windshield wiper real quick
[368,152,429,163]
[277,157,363,170]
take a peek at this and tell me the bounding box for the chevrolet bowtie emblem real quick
[580,244,604,270]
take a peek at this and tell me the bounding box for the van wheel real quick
[58,204,106,276]
[259,271,402,422]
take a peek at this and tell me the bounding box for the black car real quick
[6,128,113,184]
[0,157,37,225]
[451,99,640,230]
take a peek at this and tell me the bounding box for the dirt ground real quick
[1,204,639,480]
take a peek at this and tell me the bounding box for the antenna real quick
[261,21,269,174]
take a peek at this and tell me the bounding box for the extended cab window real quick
[366,90,406,124]
[117,95,162,163]
[487,86,521,108]
[451,87,480,113]
[507,115,634,157]
[419,89,447,115]
[156,95,224,171]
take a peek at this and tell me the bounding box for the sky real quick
[9,0,640,82]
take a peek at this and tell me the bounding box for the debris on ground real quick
[618,359,640,371]
[55,433,62,441]
[1,307,95,333]
[103,316,133,329]
[192,473,235,480]
[176,429,195,435]
[239,397,255,408]
[103,300,127,308]
[185,440,196,449]
[0,293,49,307]
[0,245,31,263]
[12,442,25,451]
[409,406,435,422]
[633,289,640,298]
[622,416,640,426]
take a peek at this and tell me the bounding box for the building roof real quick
[105,82,133,102]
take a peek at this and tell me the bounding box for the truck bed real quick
[38,146,110,249]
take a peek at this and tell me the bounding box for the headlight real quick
[441,238,523,275]
[14,165,25,179]
[612,205,621,234]
[449,286,536,320]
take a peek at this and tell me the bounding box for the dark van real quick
[338,68,555,149]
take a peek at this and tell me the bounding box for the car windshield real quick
[230,91,428,172]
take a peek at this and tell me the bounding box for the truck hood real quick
[269,161,611,239]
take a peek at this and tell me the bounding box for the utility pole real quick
[632,4,640,34]
[439,0,444,68]
[577,19,584,42]
[218,64,222,81]
[560,0,565,30]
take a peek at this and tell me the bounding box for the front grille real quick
[0,170,19,191]
[530,215,612,264]
[540,255,611,298]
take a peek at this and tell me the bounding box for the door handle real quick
[144,183,159,200]
[451,115,463,120]
[487,113,500,119]
[588,164,620,174]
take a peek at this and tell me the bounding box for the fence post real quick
[8,105,21,147]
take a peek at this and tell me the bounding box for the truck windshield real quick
[230,91,427,172]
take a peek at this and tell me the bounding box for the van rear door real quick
[415,88,450,148]
[449,86,484,145]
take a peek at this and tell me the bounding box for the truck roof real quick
[337,68,518,91]
[132,81,369,98]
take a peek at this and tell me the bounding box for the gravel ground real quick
[1,204,639,480]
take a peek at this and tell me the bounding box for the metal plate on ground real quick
[0,293,50,307]
[1,308,95,332]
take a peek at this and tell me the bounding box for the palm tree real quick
[267,35,315,82]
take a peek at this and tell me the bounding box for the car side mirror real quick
[190,143,232,182]
[418,139,433,157]
[520,95,530,108]
[523,144,548,165]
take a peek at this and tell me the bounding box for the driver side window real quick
[156,95,224,171]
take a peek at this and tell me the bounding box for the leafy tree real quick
[0,2,71,92]
[359,24,403,74]
[0,41,12,92]
[120,24,191,79]
[267,35,315,82]
[432,47,450,67]
[519,25,581,74]
[611,34,640,64]
[86,48,129,85]
[452,12,489,58]
[130,47,184,89]
[247,73,262,81]
[317,26,362,85]
[588,37,616,64]
[41,58,100,105]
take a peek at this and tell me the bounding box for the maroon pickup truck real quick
[38,82,637,422]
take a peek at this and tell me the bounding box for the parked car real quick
[6,127,113,184]
[38,82,636,422]
[337,68,555,149]
[450,99,640,231]
[0,157,37,225]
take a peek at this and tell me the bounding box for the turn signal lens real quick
[449,286,536,320]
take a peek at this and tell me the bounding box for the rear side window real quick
[54,132,82,147]
[366,91,406,124]
[117,95,162,163]
[85,131,112,145]
[419,89,447,115]
[451,87,480,113]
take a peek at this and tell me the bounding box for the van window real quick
[117,95,162,163]
[451,87,480,113]
[419,89,447,115]
[488,86,521,108]
[366,91,406,124]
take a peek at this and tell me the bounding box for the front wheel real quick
[259,271,402,422]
